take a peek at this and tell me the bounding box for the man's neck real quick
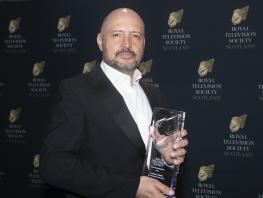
[102,60,136,76]
[101,61,142,86]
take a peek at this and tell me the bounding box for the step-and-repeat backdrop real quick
[0,0,262,198]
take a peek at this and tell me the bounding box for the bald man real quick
[41,8,188,198]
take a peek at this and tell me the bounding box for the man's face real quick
[97,10,145,75]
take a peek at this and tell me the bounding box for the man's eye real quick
[133,34,142,39]
[112,33,121,37]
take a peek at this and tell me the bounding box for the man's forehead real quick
[107,8,142,21]
[101,8,144,33]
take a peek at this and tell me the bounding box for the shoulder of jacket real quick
[60,74,90,89]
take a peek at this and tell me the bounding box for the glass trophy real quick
[143,107,186,197]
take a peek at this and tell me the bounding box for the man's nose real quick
[122,34,131,49]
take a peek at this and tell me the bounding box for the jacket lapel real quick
[140,81,166,109]
[86,65,146,157]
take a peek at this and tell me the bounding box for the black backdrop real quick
[0,0,262,198]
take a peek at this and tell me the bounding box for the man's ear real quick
[97,33,103,51]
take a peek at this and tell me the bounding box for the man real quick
[40,8,188,198]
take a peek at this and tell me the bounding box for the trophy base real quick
[143,139,179,191]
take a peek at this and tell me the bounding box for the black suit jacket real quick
[40,65,166,198]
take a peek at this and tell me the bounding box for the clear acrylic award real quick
[143,107,186,197]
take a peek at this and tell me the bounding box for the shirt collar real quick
[100,61,142,86]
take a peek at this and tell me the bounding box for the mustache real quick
[116,48,136,57]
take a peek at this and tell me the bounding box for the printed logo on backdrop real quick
[223,114,255,158]
[0,0,32,2]
[83,60,97,74]
[225,5,256,49]
[162,9,191,51]
[0,168,5,185]
[192,164,223,197]
[258,84,263,101]
[27,61,51,97]
[3,17,27,53]
[4,108,27,144]
[192,58,222,101]
[138,59,159,87]
[28,154,46,188]
[52,15,77,53]
[0,81,3,96]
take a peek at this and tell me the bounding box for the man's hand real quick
[150,126,188,166]
[135,176,175,198]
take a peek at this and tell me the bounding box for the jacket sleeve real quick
[40,80,140,198]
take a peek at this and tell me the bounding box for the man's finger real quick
[149,125,154,135]
[173,139,188,150]
[173,157,185,165]
[180,129,187,138]
[154,180,175,196]
[171,148,187,158]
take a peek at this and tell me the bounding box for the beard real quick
[102,41,144,76]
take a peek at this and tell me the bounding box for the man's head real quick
[97,8,145,76]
